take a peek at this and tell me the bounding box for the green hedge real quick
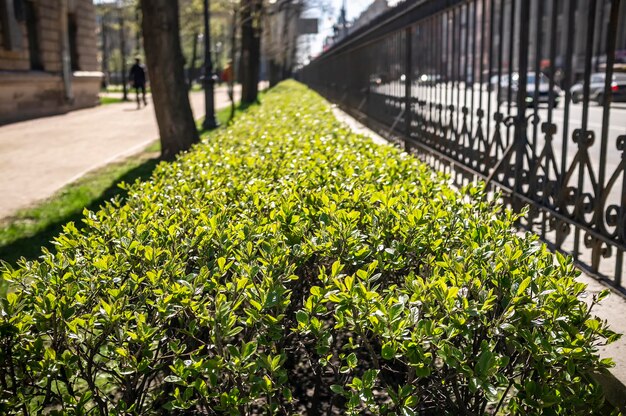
[0,81,619,415]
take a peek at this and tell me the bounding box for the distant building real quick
[262,0,307,85]
[327,0,400,48]
[350,0,390,33]
[0,0,102,124]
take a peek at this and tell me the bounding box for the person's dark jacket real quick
[129,63,147,87]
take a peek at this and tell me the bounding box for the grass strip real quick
[99,96,125,105]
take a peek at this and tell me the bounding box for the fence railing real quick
[299,0,626,294]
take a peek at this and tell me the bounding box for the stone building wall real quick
[74,0,98,71]
[0,5,31,71]
[0,0,102,124]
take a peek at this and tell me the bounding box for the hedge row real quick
[0,81,619,415]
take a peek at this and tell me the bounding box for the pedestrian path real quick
[0,87,239,220]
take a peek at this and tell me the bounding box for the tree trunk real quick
[240,0,262,104]
[140,0,199,160]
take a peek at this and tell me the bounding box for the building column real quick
[60,0,73,102]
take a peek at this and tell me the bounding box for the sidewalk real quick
[0,86,240,220]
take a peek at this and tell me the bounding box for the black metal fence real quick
[299,0,626,294]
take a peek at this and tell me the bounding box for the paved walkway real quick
[0,86,240,220]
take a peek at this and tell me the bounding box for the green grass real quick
[0,98,256,267]
[99,96,125,105]
[102,85,153,94]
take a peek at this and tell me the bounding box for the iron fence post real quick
[597,0,621,227]
[405,26,413,150]
[513,0,531,207]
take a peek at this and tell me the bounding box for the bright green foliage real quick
[0,81,619,415]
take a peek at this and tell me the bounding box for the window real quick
[68,13,79,70]
[24,0,42,70]
[14,0,25,21]
[0,0,23,50]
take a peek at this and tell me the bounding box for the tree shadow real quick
[0,157,161,267]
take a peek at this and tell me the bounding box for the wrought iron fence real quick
[299,0,626,294]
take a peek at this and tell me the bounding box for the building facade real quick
[262,0,303,85]
[350,0,390,33]
[0,0,101,124]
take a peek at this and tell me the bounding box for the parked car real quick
[497,72,562,108]
[570,72,626,105]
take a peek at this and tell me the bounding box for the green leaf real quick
[164,375,182,383]
[516,277,531,296]
[330,384,345,395]
[346,353,357,368]
[249,298,263,311]
[331,260,342,277]
[585,319,600,331]
[382,342,396,360]
[296,310,309,327]
[476,349,494,376]
[217,257,226,272]
[242,342,257,360]
[99,299,113,317]
[596,289,610,303]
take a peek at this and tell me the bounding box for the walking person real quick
[129,57,148,109]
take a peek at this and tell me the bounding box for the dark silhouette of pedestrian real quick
[129,57,148,108]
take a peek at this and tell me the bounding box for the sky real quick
[304,0,404,59]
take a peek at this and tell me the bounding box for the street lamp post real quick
[118,0,128,101]
[202,0,218,130]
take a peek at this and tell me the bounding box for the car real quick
[497,72,562,108]
[570,72,626,105]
